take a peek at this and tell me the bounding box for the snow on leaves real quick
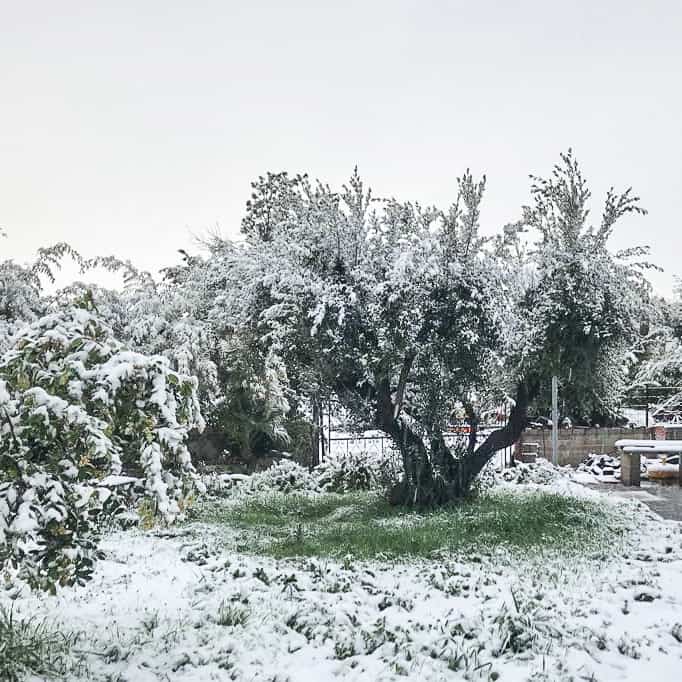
[0,306,204,591]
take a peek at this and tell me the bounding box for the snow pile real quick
[575,452,624,482]
[575,452,651,483]
[498,458,565,486]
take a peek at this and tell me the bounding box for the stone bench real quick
[614,440,682,487]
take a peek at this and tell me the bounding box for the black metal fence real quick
[621,385,682,427]
[325,430,515,467]
[327,433,468,457]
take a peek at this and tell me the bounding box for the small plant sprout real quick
[216,601,249,627]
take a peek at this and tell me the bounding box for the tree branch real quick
[463,401,479,455]
[393,351,416,419]
[469,382,532,477]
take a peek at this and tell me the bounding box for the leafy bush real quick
[316,451,376,492]
[247,459,320,494]
[0,307,204,591]
[317,447,403,493]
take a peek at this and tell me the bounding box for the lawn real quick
[193,488,624,559]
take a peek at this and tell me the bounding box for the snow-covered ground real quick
[572,452,680,485]
[5,476,682,681]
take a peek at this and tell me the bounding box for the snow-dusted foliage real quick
[637,334,682,388]
[504,150,652,422]
[55,253,297,465]
[195,154,650,504]
[0,306,204,590]
[631,279,682,420]
[53,269,219,405]
[317,449,401,493]
[316,452,375,492]
[246,459,320,494]
[0,240,127,350]
[498,459,564,486]
[212,345,291,465]
[0,260,44,353]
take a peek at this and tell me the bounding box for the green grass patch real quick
[0,605,78,681]
[194,489,623,560]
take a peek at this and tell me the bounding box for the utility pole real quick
[311,394,320,468]
[551,376,559,466]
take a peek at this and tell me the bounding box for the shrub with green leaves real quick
[0,307,204,591]
[316,449,402,493]
[316,451,377,492]
[247,459,320,494]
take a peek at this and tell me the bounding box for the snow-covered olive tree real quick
[203,170,513,504]
[0,304,204,591]
[206,154,650,506]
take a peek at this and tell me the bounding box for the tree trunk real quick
[382,383,531,507]
[333,363,533,507]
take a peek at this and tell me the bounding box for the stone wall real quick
[516,426,653,467]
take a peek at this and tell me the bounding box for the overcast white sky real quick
[1,0,680,294]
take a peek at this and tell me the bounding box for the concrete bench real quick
[614,440,682,487]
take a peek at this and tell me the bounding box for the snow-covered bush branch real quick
[0,305,204,591]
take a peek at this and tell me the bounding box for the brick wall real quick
[653,425,682,440]
[516,427,652,466]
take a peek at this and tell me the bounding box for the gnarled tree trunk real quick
[380,383,531,507]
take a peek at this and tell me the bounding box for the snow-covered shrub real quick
[0,306,204,590]
[201,472,249,498]
[247,460,320,494]
[500,460,562,486]
[0,378,113,591]
[316,451,379,492]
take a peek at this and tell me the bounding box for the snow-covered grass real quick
[0,605,78,681]
[3,476,682,681]
[192,488,624,560]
